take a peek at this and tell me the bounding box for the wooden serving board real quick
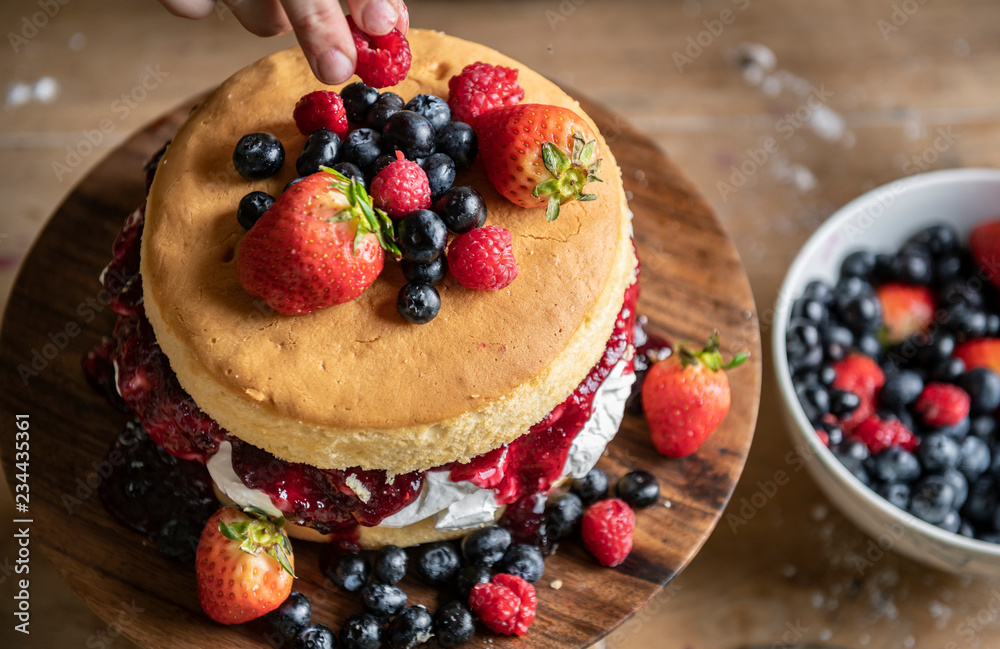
[0,94,760,649]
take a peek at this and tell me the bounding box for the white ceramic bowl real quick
[774,168,1000,576]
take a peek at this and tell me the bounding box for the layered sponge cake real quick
[105,29,638,548]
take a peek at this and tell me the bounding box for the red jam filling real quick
[88,201,638,534]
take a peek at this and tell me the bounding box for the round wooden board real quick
[0,93,760,649]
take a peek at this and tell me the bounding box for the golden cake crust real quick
[142,30,635,474]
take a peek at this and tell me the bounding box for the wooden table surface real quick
[2,1,1000,648]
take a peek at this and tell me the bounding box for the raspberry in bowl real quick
[774,168,1000,576]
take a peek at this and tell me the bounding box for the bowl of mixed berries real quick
[774,168,1000,575]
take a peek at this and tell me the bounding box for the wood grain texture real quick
[0,94,760,649]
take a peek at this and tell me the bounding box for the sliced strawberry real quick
[831,353,884,432]
[955,338,1000,375]
[852,416,917,455]
[876,282,936,344]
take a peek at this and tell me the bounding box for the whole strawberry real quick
[581,498,635,567]
[641,332,747,458]
[476,104,603,221]
[955,338,1000,374]
[370,151,431,218]
[196,507,295,625]
[971,220,1000,291]
[237,169,398,315]
[876,282,935,345]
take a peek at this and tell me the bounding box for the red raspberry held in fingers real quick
[347,15,411,88]
[469,574,536,636]
[447,225,518,290]
[852,416,917,455]
[915,383,971,428]
[448,61,525,125]
[293,90,348,138]
[581,498,635,567]
[370,151,431,218]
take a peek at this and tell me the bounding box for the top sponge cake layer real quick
[141,30,636,474]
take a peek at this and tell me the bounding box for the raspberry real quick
[815,429,829,447]
[347,16,412,88]
[851,416,917,455]
[468,574,536,636]
[370,151,431,218]
[581,498,635,567]
[915,383,971,428]
[447,62,525,125]
[447,225,518,290]
[293,91,348,138]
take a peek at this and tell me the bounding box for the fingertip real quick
[395,2,409,34]
[162,0,216,19]
[315,47,357,85]
[355,0,398,35]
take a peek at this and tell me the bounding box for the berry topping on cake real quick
[420,153,457,201]
[195,506,295,625]
[293,90,348,138]
[448,61,525,125]
[296,129,342,177]
[341,81,380,123]
[342,128,384,171]
[233,132,285,180]
[396,209,449,263]
[435,121,478,170]
[237,170,398,315]
[237,191,275,230]
[397,282,441,324]
[383,110,437,160]
[581,498,635,567]
[400,256,448,285]
[468,573,536,636]
[446,225,518,290]
[432,186,487,234]
[347,15,412,88]
[370,151,431,218]
[477,104,603,220]
[404,93,452,131]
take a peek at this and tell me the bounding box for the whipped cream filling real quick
[210,358,634,533]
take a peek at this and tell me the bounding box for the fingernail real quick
[317,48,354,85]
[361,0,398,34]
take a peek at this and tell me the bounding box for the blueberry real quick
[945,303,988,341]
[420,153,456,201]
[342,128,384,170]
[833,439,870,474]
[795,382,830,424]
[397,283,440,324]
[879,370,924,409]
[546,492,584,539]
[941,468,969,509]
[939,280,985,308]
[237,191,275,230]
[820,421,845,447]
[937,416,971,440]
[433,601,476,648]
[977,530,1000,544]
[851,464,873,487]
[971,415,996,442]
[614,470,660,509]
[856,332,883,359]
[461,525,511,566]
[332,552,370,592]
[959,436,992,480]
[372,544,407,585]
[961,476,997,524]
[331,161,365,185]
[840,250,877,279]
[918,433,961,472]
[435,122,478,169]
[340,613,382,649]
[873,447,921,483]
[823,325,854,361]
[415,541,461,584]
[267,592,312,637]
[787,318,821,351]
[818,364,837,386]
[803,280,834,304]
[432,186,487,234]
[369,153,397,180]
[788,345,823,376]
[934,252,964,284]
[455,564,491,599]
[155,516,201,563]
[838,293,882,334]
[366,103,402,131]
[959,520,976,538]
[296,129,341,176]
[891,249,933,285]
[342,81,379,122]
[360,583,407,619]
[377,91,405,108]
[382,111,436,160]
[397,209,448,262]
[387,605,434,649]
[872,252,894,283]
[988,314,1000,337]
[284,176,306,193]
[828,389,860,419]
[931,358,966,383]
[571,468,608,505]
[908,223,958,256]
[937,509,962,534]
[401,257,448,286]
[293,623,336,649]
[404,94,452,131]
[876,482,911,509]
[495,544,545,583]
[233,132,285,180]
[960,368,1000,414]
[909,475,957,524]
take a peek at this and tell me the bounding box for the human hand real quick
[159,0,409,85]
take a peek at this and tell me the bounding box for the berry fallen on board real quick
[433,601,476,648]
[386,605,434,649]
[495,543,545,583]
[581,498,635,567]
[361,583,408,619]
[293,623,336,649]
[446,225,518,290]
[347,15,411,88]
[415,541,462,584]
[293,90,348,138]
[195,506,295,625]
[461,525,512,567]
[372,544,407,585]
[876,282,935,345]
[448,61,525,125]
[468,573,536,636]
[615,470,661,509]
[641,332,747,457]
[571,468,609,506]
[340,613,383,649]
[915,382,972,428]
[370,151,431,218]
[237,170,399,315]
[266,591,312,637]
